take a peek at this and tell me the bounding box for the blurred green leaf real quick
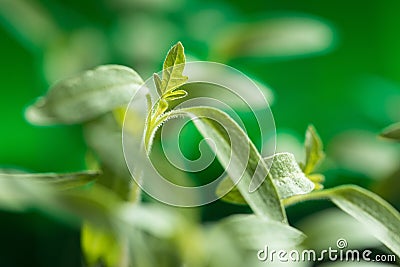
[217,152,314,205]
[216,214,306,250]
[285,185,400,257]
[43,28,109,83]
[159,107,286,222]
[0,173,181,235]
[26,65,144,125]
[0,174,62,214]
[0,176,119,228]
[212,15,335,61]
[0,0,59,50]
[381,122,400,141]
[330,131,400,179]
[0,170,98,190]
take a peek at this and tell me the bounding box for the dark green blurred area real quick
[1,0,399,266]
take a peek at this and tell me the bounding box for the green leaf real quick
[216,214,306,250]
[155,107,286,222]
[144,42,189,152]
[164,89,188,101]
[0,170,99,190]
[153,73,163,96]
[0,173,179,237]
[153,99,169,120]
[303,125,325,174]
[0,174,62,214]
[216,153,314,205]
[381,122,400,141]
[26,65,144,125]
[160,42,188,94]
[0,175,118,228]
[284,185,400,258]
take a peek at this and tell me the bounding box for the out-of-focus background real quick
[0,0,399,266]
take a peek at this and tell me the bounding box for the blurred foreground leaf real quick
[0,170,98,191]
[297,209,380,252]
[82,222,128,267]
[216,214,306,250]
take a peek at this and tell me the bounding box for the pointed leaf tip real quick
[303,124,325,174]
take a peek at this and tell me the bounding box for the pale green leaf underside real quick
[26,65,144,125]
[157,107,286,222]
[216,214,306,250]
[380,122,400,141]
[285,185,400,258]
[303,124,325,174]
[216,152,314,205]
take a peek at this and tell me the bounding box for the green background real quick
[0,0,399,266]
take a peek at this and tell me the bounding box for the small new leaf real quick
[161,42,188,94]
[153,99,169,120]
[153,73,163,96]
[303,125,325,174]
[145,42,189,154]
[164,90,188,101]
